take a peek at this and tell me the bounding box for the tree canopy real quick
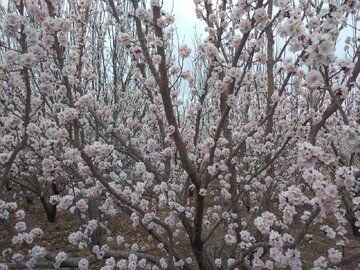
[0,0,360,269]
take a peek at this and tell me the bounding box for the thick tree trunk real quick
[349,217,360,237]
[342,191,360,237]
[5,181,12,191]
[88,198,105,246]
[39,196,57,223]
[192,192,207,269]
[22,186,34,204]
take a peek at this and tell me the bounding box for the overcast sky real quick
[163,0,204,46]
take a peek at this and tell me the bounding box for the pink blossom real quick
[297,142,323,167]
[152,54,162,65]
[117,259,127,269]
[78,258,89,270]
[254,8,268,27]
[12,253,24,262]
[34,9,48,22]
[3,50,19,68]
[156,18,166,28]
[30,246,46,258]
[76,199,89,213]
[332,84,348,99]
[335,166,355,187]
[30,228,44,238]
[320,225,336,239]
[55,251,68,264]
[306,70,322,87]
[274,0,291,7]
[3,14,22,37]
[328,248,342,263]
[135,7,150,21]
[75,93,95,111]
[58,108,79,125]
[342,123,360,153]
[20,53,36,68]
[226,94,237,107]
[116,235,125,246]
[215,258,222,268]
[180,44,191,58]
[162,147,173,157]
[224,234,236,244]
[118,33,131,46]
[239,20,252,33]
[0,263,8,270]
[105,257,116,268]
[269,230,284,248]
[204,43,218,60]
[14,221,27,232]
[254,215,272,234]
[15,210,25,220]
[199,188,207,196]
[58,195,74,210]
[150,0,160,7]
[159,258,167,269]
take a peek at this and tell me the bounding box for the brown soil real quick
[1,191,360,269]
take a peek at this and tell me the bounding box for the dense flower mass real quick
[0,0,359,269]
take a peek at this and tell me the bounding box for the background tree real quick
[0,0,360,269]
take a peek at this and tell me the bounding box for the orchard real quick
[0,0,360,269]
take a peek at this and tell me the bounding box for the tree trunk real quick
[88,198,105,246]
[39,195,57,223]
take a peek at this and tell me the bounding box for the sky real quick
[163,0,204,47]
[162,0,204,95]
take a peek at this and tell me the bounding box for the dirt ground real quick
[1,191,360,269]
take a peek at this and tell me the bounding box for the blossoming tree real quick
[0,0,360,269]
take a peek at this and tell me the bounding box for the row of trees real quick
[0,0,360,269]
